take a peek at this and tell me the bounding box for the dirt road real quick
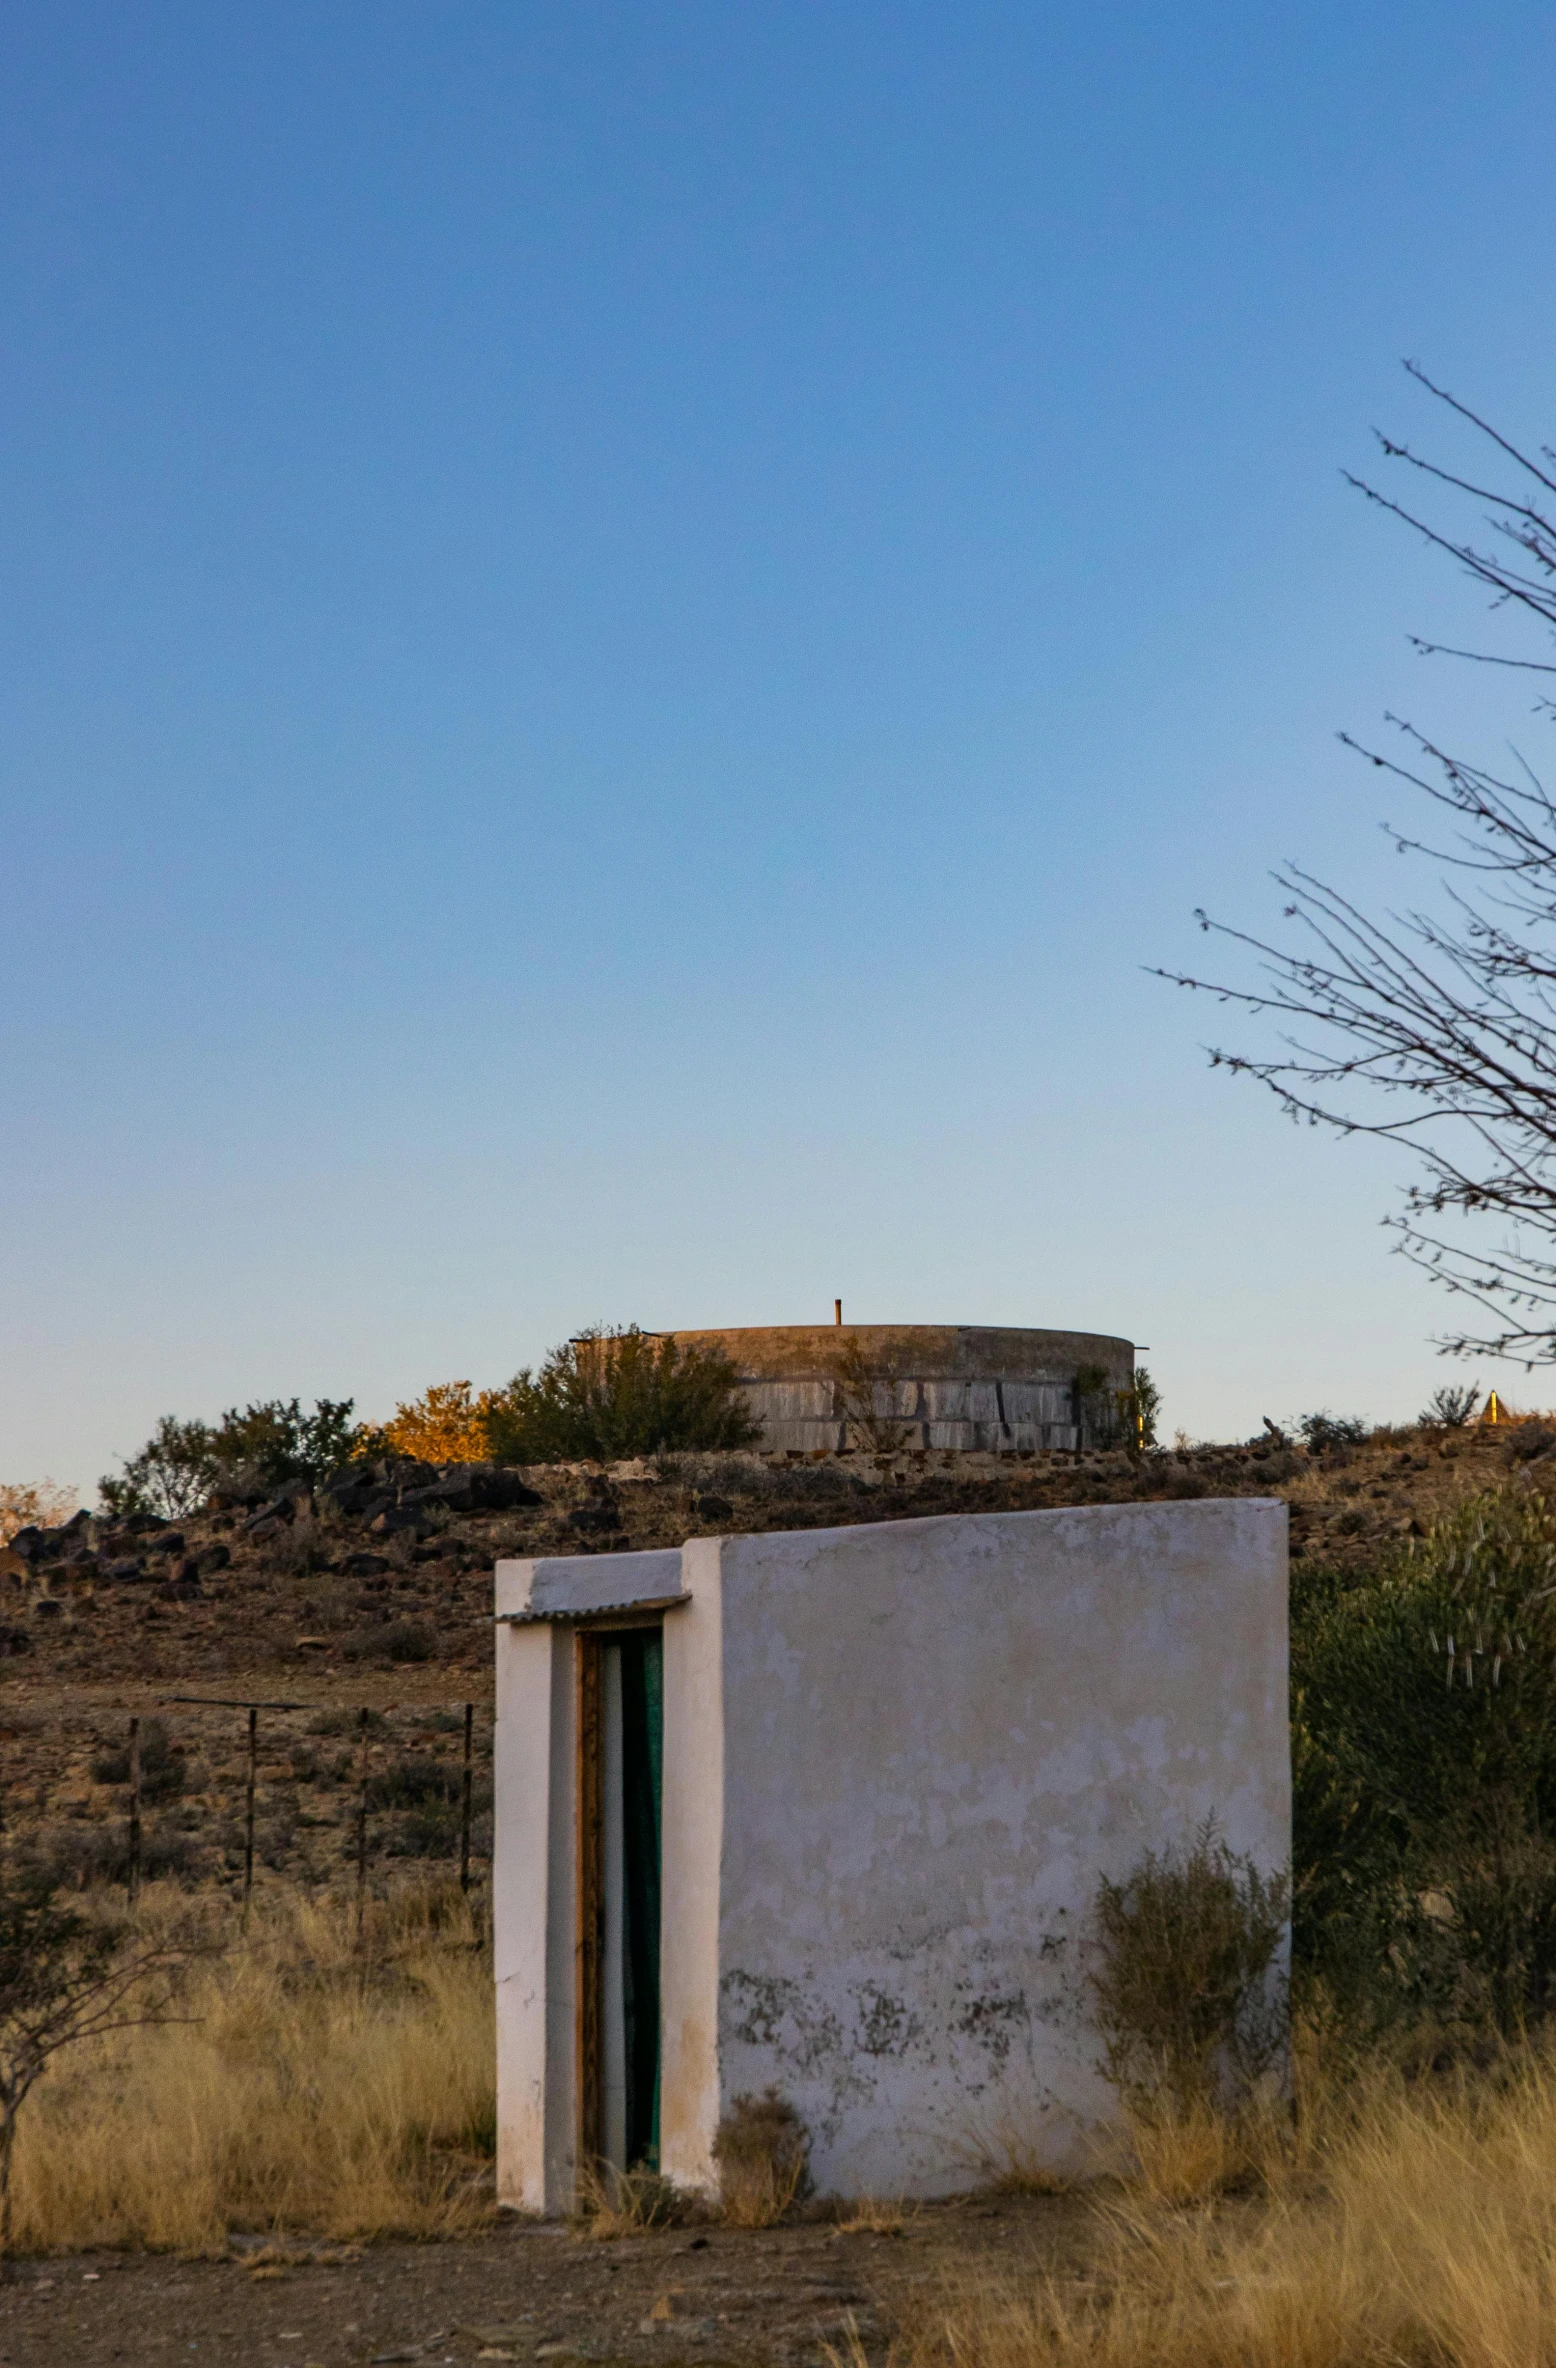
[0,2197,1082,2367]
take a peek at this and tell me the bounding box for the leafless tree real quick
[0,1879,198,2274]
[1161,364,1556,1367]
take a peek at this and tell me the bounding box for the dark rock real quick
[320,1469,394,1518]
[0,1624,31,1656]
[245,1499,295,1533]
[197,1543,231,1573]
[104,1559,148,1583]
[7,1528,42,1561]
[566,1505,622,1535]
[695,1494,734,1522]
[32,1598,63,1618]
[405,1463,540,1513]
[342,1553,390,1578]
[474,1465,543,1511]
[369,1509,424,1537]
[142,1532,185,1558]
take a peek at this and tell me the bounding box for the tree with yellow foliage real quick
[0,1483,77,1545]
[379,1381,503,1465]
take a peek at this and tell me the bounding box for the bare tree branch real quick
[1160,367,1556,1366]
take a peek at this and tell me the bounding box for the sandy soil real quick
[0,2195,1085,2368]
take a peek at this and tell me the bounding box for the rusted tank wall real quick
[671,1324,1135,1452]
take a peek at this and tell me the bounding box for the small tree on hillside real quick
[379,1380,501,1464]
[0,1483,77,1546]
[101,1397,362,1515]
[485,1327,760,1463]
[99,1415,216,1517]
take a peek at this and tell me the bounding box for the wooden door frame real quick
[575,1629,605,2174]
[575,1611,675,2180]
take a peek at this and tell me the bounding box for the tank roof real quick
[670,1324,1133,1382]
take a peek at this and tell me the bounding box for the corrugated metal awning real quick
[495,1593,691,1626]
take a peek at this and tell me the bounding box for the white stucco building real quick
[493,1496,1288,2212]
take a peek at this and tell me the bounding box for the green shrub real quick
[1422,1382,1482,1428]
[91,1719,185,1804]
[484,1327,760,1462]
[1292,1489,1556,2040]
[1088,1821,1288,2110]
[1298,1411,1369,1453]
[1074,1364,1160,1451]
[366,1759,462,1813]
[101,1397,363,1516]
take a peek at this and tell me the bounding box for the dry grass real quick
[951,2098,1076,2196]
[713,2089,812,2229]
[570,2164,691,2239]
[10,1881,493,2254]
[1119,2089,1292,2207]
[833,2197,914,2236]
[879,2047,1556,2368]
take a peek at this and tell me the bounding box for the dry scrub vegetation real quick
[10,1882,493,2253]
[871,2049,1556,2368]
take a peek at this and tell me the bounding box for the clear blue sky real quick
[5,2,1555,1495]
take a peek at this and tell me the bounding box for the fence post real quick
[459,1702,474,1894]
[354,1707,370,1950]
[242,1706,258,1927]
[127,1717,142,1907]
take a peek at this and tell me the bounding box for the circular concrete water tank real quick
[673,1325,1136,1454]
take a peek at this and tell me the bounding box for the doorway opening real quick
[579,1627,663,2173]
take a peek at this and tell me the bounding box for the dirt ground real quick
[0,1415,1539,2361]
[0,2195,1085,2368]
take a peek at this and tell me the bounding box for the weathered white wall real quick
[665,1498,1288,2198]
[495,1499,1288,2209]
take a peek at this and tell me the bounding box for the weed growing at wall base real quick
[1089,1822,1288,2114]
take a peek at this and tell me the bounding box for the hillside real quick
[0,1418,1543,1896]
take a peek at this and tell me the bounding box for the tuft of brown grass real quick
[569,2164,691,2240]
[880,2046,1556,2368]
[10,1882,493,2254]
[950,2094,1080,2197]
[713,2088,811,2229]
[1118,2089,1291,2207]
[834,2196,914,2236]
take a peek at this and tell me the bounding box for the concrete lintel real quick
[496,1550,684,1622]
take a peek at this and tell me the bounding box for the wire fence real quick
[14,1694,494,1909]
